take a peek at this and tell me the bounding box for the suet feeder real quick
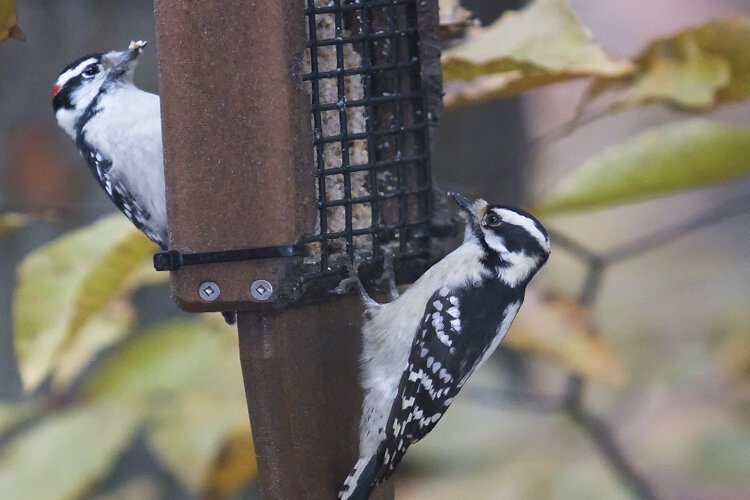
[153,0,448,497]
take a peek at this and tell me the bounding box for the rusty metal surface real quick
[418,0,444,142]
[153,0,315,312]
[238,298,394,500]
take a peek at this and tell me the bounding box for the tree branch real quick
[562,380,657,500]
[557,261,658,499]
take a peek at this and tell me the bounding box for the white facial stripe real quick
[483,229,541,286]
[483,231,508,254]
[499,251,540,287]
[55,57,99,89]
[495,209,549,252]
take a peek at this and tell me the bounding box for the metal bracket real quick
[153,244,307,271]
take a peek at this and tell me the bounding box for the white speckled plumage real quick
[357,240,487,457]
[339,194,550,500]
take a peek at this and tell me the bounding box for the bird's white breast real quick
[83,87,167,239]
[358,241,487,456]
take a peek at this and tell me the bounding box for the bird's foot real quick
[375,249,399,301]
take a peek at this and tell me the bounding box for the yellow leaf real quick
[65,223,157,339]
[536,120,750,214]
[444,71,579,108]
[203,430,258,498]
[13,215,158,392]
[0,0,24,42]
[0,213,31,237]
[50,301,136,391]
[583,18,750,113]
[617,37,730,110]
[506,289,627,386]
[442,0,632,86]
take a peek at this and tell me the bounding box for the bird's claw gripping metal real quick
[334,255,364,296]
[374,249,399,300]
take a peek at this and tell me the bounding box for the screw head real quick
[250,279,273,301]
[198,281,221,302]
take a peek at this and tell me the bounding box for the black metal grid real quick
[302,0,437,280]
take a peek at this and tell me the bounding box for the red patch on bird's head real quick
[52,84,61,97]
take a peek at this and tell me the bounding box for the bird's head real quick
[449,191,550,286]
[53,40,147,137]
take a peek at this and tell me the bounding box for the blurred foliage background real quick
[2,0,750,499]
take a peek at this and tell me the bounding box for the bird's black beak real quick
[448,192,478,221]
[105,40,147,80]
[115,40,147,69]
[449,192,489,239]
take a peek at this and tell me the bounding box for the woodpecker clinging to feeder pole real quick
[339,192,551,500]
[53,41,167,247]
[52,41,237,324]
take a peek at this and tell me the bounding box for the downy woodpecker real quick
[53,41,166,248]
[340,192,550,500]
[53,42,236,324]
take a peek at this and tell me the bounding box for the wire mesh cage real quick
[300,0,453,288]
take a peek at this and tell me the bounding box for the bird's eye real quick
[82,65,100,78]
[484,213,502,227]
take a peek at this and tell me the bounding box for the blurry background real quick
[2,1,750,499]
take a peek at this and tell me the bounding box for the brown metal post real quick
[153,0,315,312]
[153,1,393,498]
[238,299,392,500]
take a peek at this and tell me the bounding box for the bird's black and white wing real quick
[74,88,168,249]
[77,135,165,248]
[374,281,523,483]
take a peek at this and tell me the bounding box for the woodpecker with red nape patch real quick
[53,41,236,324]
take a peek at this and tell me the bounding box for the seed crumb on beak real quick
[129,40,148,52]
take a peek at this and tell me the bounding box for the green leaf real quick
[0,402,139,500]
[65,221,157,340]
[617,37,730,110]
[84,319,239,400]
[0,213,31,237]
[85,319,253,493]
[50,301,136,391]
[0,401,41,437]
[442,0,632,102]
[536,120,750,214]
[583,18,750,113]
[13,215,158,392]
[0,0,24,42]
[147,399,251,493]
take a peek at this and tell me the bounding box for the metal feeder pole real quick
[153,1,392,498]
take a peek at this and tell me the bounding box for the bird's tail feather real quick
[339,456,378,500]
